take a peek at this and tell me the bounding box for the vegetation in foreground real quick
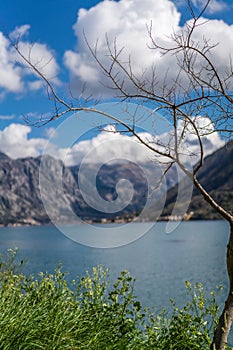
[0,249,229,349]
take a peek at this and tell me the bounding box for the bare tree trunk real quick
[211,222,233,350]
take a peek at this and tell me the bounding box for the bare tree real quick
[10,1,233,348]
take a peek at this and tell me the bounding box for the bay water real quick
[0,220,229,311]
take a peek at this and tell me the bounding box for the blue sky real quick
[0,0,102,131]
[0,0,232,163]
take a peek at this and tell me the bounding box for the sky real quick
[0,0,232,165]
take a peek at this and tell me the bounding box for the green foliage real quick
[0,249,225,349]
[144,281,221,350]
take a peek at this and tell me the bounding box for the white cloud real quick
[64,0,180,96]
[0,32,23,93]
[192,0,228,14]
[64,0,233,97]
[168,116,225,160]
[0,114,15,120]
[186,18,233,76]
[0,25,59,95]
[10,25,31,40]
[59,118,224,166]
[28,80,44,91]
[0,124,48,159]
[63,128,154,166]
[44,127,58,138]
[0,119,224,166]
[13,40,59,85]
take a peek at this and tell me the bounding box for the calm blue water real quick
[0,220,229,311]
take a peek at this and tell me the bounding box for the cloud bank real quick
[0,119,224,167]
[64,0,180,96]
[2,0,232,100]
[0,124,47,159]
[0,25,59,95]
[64,0,233,97]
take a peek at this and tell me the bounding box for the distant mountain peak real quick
[0,152,10,160]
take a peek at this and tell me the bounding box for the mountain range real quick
[157,140,233,220]
[0,141,232,226]
[0,154,158,225]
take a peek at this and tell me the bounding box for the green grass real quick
[0,249,228,349]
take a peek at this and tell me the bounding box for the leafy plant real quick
[144,281,221,349]
[0,249,226,349]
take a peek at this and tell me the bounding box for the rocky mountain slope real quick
[0,154,166,225]
[158,141,233,220]
[0,140,232,225]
